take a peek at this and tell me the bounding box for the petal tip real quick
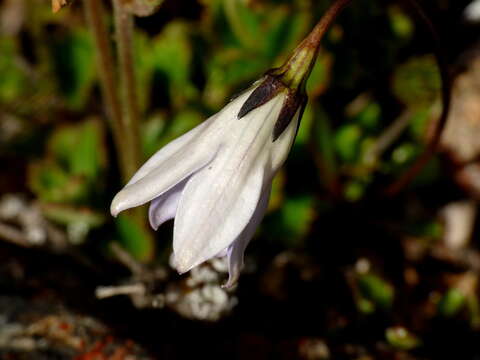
[221,278,237,289]
[175,262,192,275]
[110,197,122,217]
[222,269,241,289]
[110,191,129,217]
[110,202,121,217]
[173,250,202,275]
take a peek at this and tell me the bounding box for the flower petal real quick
[148,177,188,230]
[172,160,267,274]
[111,139,218,217]
[111,88,261,218]
[172,95,285,273]
[223,185,271,288]
[126,116,215,187]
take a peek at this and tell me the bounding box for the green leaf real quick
[265,195,315,247]
[306,52,332,97]
[408,108,431,139]
[204,3,312,109]
[388,6,414,40]
[357,298,375,314]
[134,31,156,113]
[391,142,417,165]
[29,118,105,204]
[49,118,106,181]
[438,288,466,317]
[150,22,196,107]
[282,195,315,240]
[356,102,381,131]
[344,180,365,202]
[52,29,96,109]
[222,0,262,50]
[204,49,267,108]
[69,119,105,180]
[28,161,88,203]
[386,327,420,350]
[0,38,27,103]
[263,6,311,59]
[358,273,394,310]
[334,124,362,163]
[392,55,441,107]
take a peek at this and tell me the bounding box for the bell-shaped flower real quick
[111,14,330,286]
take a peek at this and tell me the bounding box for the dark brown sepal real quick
[272,92,307,142]
[238,75,285,119]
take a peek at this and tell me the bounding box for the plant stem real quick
[302,0,353,52]
[386,0,451,196]
[112,0,141,179]
[111,0,154,261]
[84,0,154,261]
[276,0,353,89]
[83,0,129,181]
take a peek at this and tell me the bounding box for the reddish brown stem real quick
[385,0,452,196]
[83,0,129,180]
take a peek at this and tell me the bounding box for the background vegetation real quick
[1,0,480,358]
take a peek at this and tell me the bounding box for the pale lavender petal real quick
[148,177,189,230]
[172,94,286,274]
[215,248,228,258]
[223,186,271,288]
[127,115,215,187]
[173,161,267,274]
[110,115,219,217]
[110,144,218,217]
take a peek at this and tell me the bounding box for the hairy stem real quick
[85,0,154,261]
[277,0,353,89]
[302,0,353,52]
[83,0,129,180]
[112,0,154,262]
[112,0,142,179]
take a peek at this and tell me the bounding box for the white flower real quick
[110,75,305,287]
[108,4,336,285]
[465,0,480,22]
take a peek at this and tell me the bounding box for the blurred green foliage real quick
[357,273,395,312]
[386,326,421,350]
[4,0,480,358]
[438,288,467,317]
[0,38,28,103]
[0,0,444,258]
[0,0,459,325]
[52,29,96,109]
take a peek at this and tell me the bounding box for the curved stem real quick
[277,0,353,88]
[385,0,452,196]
